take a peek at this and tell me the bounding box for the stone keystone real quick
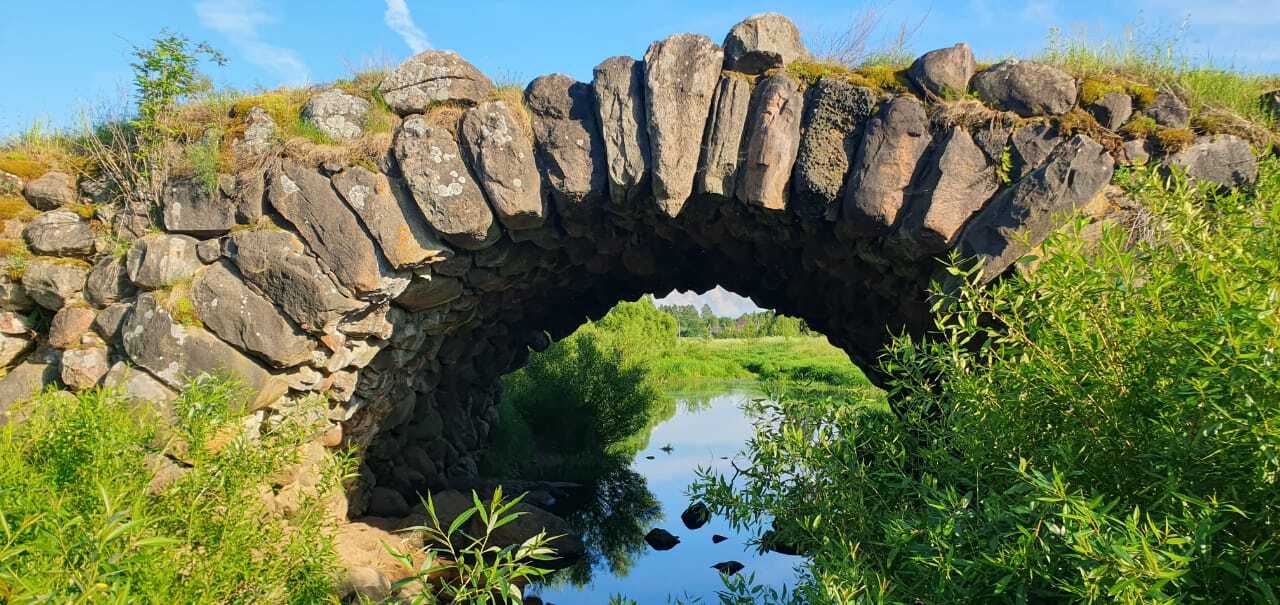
[381,50,496,116]
[525,74,607,231]
[722,13,810,74]
[737,74,804,211]
[644,34,724,217]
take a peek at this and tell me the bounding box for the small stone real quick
[84,257,135,307]
[381,50,495,115]
[125,234,201,290]
[644,528,680,551]
[1165,134,1258,188]
[712,560,745,576]
[712,534,729,544]
[302,89,371,141]
[972,60,1077,117]
[722,13,809,74]
[47,305,95,349]
[0,353,59,414]
[907,43,976,98]
[93,303,130,343]
[20,259,88,310]
[162,178,235,237]
[0,313,33,367]
[22,171,76,210]
[1088,92,1133,130]
[1146,90,1189,128]
[195,239,221,263]
[339,566,391,602]
[60,346,110,390]
[23,210,95,257]
[103,362,178,405]
[681,502,711,530]
[236,106,276,156]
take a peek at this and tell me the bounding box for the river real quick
[527,386,799,604]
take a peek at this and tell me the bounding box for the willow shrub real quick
[693,159,1280,604]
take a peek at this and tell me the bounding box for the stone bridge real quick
[0,14,1259,514]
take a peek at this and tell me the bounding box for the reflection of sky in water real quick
[531,389,800,603]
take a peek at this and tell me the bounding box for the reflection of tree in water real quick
[539,463,662,588]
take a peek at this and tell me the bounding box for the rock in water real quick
[681,501,711,530]
[712,560,745,576]
[644,528,681,551]
[712,534,729,544]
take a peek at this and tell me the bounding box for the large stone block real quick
[330,166,453,269]
[736,74,804,211]
[839,96,932,237]
[722,13,809,74]
[459,101,545,230]
[126,233,201,290]
[895,127,999,255]
[592,56,652,206]
[192,261,315,368]
[162,178,235,237]
[20,258,88,310]
[644,34,724,216]
[22,171,76,210]
[23,209,95,257]
[394,115,501,250]
[973,60,1077,117]
[793,79,877,219]
[381,50,495,116]
[226,230,364,333]
[698,74,753,199]
[907,43,976,98]
[525,74,608,229]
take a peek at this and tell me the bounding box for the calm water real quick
[528,387,799,604]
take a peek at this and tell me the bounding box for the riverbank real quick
[650,336,872,390]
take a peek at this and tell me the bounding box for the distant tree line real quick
[656,301,813,339]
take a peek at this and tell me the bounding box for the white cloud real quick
[654,286,762,318]
[195,0,309,85]
[383,0,431,53]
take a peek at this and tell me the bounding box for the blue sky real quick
[3,0,1279,137]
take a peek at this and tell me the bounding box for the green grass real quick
[0,376,348,603]
[650,336,870,390]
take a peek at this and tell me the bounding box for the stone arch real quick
[2,14,1257,517]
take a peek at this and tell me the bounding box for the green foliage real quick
[995,145,1014,185]
[649,337,870,391]
[0,379,344,603]
[392,487,557,604]
[692,159,1280,603]
[659,304,811,339]
[182,129,223,194]
[130,30,227,140]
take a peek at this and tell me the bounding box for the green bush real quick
[693,159,1280,604]
[0,377,347,603]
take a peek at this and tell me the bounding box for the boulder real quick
[592,56,652,206]
[126,234,201,290]
[301,89,371,141]
[959,135,1115,281]
[644,34,724,216]
[0,312,33,367]
[793,79,877,219]
[23,210,94,257]
[92,302,130,343]
[338,567,391,603]
[1146,90,1189,128]
[162,178,235,237]
[268,161,386,297]
[226,230,364,334]
[1165,134,1258,188]
[0,277,33,311]
[721,13,809,74]
[1010,123,1063,175]
[84,257,135,307]
[697,74,753,198]
[644,528,680,551]
[972,60,1077,117]
[712,560,745,576]
[736,74,804,210]
[395,274,464,312]
[1087,92,1133,130]
[22,171,76,210]
[0,351,59,416]
[381,50,495,115]
[525,74,608,231]
[331,166,453,269]
[907,43,976,98]
[46,305,95,349]
[122,292,287,410]
[102,362,178,406]
[20,259,88,310]
[485,502,585,563]
[840,96,932,237]
[681,502,711,530]
[459,101,546,230]
[60,346,110,391]
[394,115,501,250]
[191,261,315,368]
[896,127,999,255]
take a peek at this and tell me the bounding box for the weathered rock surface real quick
[0,350,59,415]
[793,79,876,218]
[722,13,809,74]
[302,89,371,141]
[960,135,1115,280]
[1088,92,1133,130]
[47,305,95,349]
[737,74,804,210]
[897,127,999,254]
[23,171,76,210]
[103,362,177,405]
[61,346,110,390]
[381,50,495,116]
[592,56,651,206]
[126,234,201,290]
[459,101,545,230]
[395,274,464,312]
[23,210,95,257]
[0,277,32,312]
[192,261,315,368]
[236,106,276,156]
[122,293,287,410]
[85,257,135,307]
[907,43,975,98]
[1011,123,1063,175]
[0,311,33,367]
[840,96,932,237]
[698,74,753,198]
[162,178,235,237]
[394,115,500,250]
[973,60,1077,117]
[1146,91,1189,128]
[226,230,364,334]
[269,161,386,297]
[331,166,453,269]
[644,34,724,216]
[525,74,608,228]
[1166,134,1258,188]
[92,303,130,343]
[21,259,88,310]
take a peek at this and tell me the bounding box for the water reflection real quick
[543,466,662,587]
